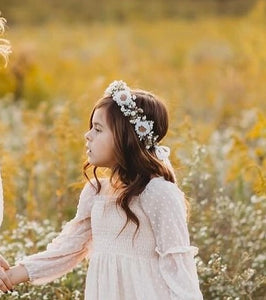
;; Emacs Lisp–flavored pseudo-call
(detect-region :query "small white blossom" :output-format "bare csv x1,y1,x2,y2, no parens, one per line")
135,120,153,137
113,90,134,106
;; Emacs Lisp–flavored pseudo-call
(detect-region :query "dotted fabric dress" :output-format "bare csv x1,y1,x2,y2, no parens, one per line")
18,177,203,300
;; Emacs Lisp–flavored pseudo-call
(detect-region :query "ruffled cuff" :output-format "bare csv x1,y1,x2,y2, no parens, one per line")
156,246,203,300
155,245,199,257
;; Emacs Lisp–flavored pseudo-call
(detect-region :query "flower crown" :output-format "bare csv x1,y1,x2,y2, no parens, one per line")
104,80,159,149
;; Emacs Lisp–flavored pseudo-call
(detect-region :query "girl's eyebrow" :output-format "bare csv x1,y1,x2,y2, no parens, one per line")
92,121,103,128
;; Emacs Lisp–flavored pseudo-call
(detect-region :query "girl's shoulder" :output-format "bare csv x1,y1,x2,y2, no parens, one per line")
140,177,187,216
145,175,177,189
142,176,185,198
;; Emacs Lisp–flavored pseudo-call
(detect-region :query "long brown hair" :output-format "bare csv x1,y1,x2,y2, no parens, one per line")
83,89,189,243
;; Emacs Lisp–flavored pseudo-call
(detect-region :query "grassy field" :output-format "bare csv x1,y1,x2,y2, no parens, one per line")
0,1,265,299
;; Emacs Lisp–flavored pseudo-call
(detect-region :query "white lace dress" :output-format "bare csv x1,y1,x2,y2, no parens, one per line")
18,177,203,300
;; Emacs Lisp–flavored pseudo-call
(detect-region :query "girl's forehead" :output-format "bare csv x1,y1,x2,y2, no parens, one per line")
93,107,104,120
92,107,107,125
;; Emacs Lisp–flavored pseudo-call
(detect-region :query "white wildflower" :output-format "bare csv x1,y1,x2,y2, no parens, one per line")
251,194,266,204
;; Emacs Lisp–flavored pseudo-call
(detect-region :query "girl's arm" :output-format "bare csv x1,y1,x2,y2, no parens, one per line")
14,181,95,286
140,178,203,300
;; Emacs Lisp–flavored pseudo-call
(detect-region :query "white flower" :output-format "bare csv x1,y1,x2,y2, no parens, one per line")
104,80,128,96
251,195,266,204
154,145,170,160
135,120,153,137
113,90,134,106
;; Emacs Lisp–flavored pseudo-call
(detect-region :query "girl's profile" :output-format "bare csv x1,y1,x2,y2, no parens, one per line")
0,80,203,299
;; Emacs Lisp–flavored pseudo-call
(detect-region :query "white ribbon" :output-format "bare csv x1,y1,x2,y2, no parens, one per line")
154,145,176,183
154,145,170,161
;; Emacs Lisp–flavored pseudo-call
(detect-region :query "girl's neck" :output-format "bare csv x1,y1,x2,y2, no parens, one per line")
102,174,158,197
101,177,125,197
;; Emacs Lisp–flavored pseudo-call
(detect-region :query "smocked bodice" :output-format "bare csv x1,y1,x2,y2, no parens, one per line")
91,195,158,259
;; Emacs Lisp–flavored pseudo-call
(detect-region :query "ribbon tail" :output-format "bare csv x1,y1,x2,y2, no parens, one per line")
163,158,177,183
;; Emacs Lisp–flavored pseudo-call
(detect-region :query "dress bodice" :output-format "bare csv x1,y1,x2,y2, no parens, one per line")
91,195,158,259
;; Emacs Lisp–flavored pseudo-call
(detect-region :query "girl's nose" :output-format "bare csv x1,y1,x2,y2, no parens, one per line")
84,130,91,141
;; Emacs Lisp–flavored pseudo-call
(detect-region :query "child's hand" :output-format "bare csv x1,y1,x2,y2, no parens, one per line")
0,266,13,293
0,254,13,293
0,254,10,270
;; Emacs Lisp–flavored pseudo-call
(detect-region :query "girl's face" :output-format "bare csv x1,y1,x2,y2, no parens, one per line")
84,107,116,168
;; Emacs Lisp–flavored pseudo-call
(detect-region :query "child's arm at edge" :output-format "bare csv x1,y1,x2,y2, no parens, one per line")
6,264,29,286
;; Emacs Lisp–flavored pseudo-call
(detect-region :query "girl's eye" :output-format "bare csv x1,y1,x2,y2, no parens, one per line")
94,127,101,133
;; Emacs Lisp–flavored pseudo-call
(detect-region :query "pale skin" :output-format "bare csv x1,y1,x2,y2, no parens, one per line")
0,254,29,293
0,265,29,292
0,107,120,293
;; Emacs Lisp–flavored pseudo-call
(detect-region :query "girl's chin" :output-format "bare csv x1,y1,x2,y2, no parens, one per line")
87,157,100,167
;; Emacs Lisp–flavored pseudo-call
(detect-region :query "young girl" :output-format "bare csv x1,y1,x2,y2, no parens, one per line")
0,80,203,299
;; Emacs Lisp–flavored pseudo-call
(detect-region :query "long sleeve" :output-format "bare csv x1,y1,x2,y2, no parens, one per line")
140,177,203,300
17,181,96,285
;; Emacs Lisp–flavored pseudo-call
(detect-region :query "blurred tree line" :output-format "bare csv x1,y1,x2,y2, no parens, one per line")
0,0,259,25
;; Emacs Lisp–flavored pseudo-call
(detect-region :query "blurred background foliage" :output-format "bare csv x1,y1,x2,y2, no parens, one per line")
0,0,262,24
0,0,265,298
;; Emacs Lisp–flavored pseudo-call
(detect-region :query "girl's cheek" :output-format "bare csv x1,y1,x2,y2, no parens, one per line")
90,131,96,139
